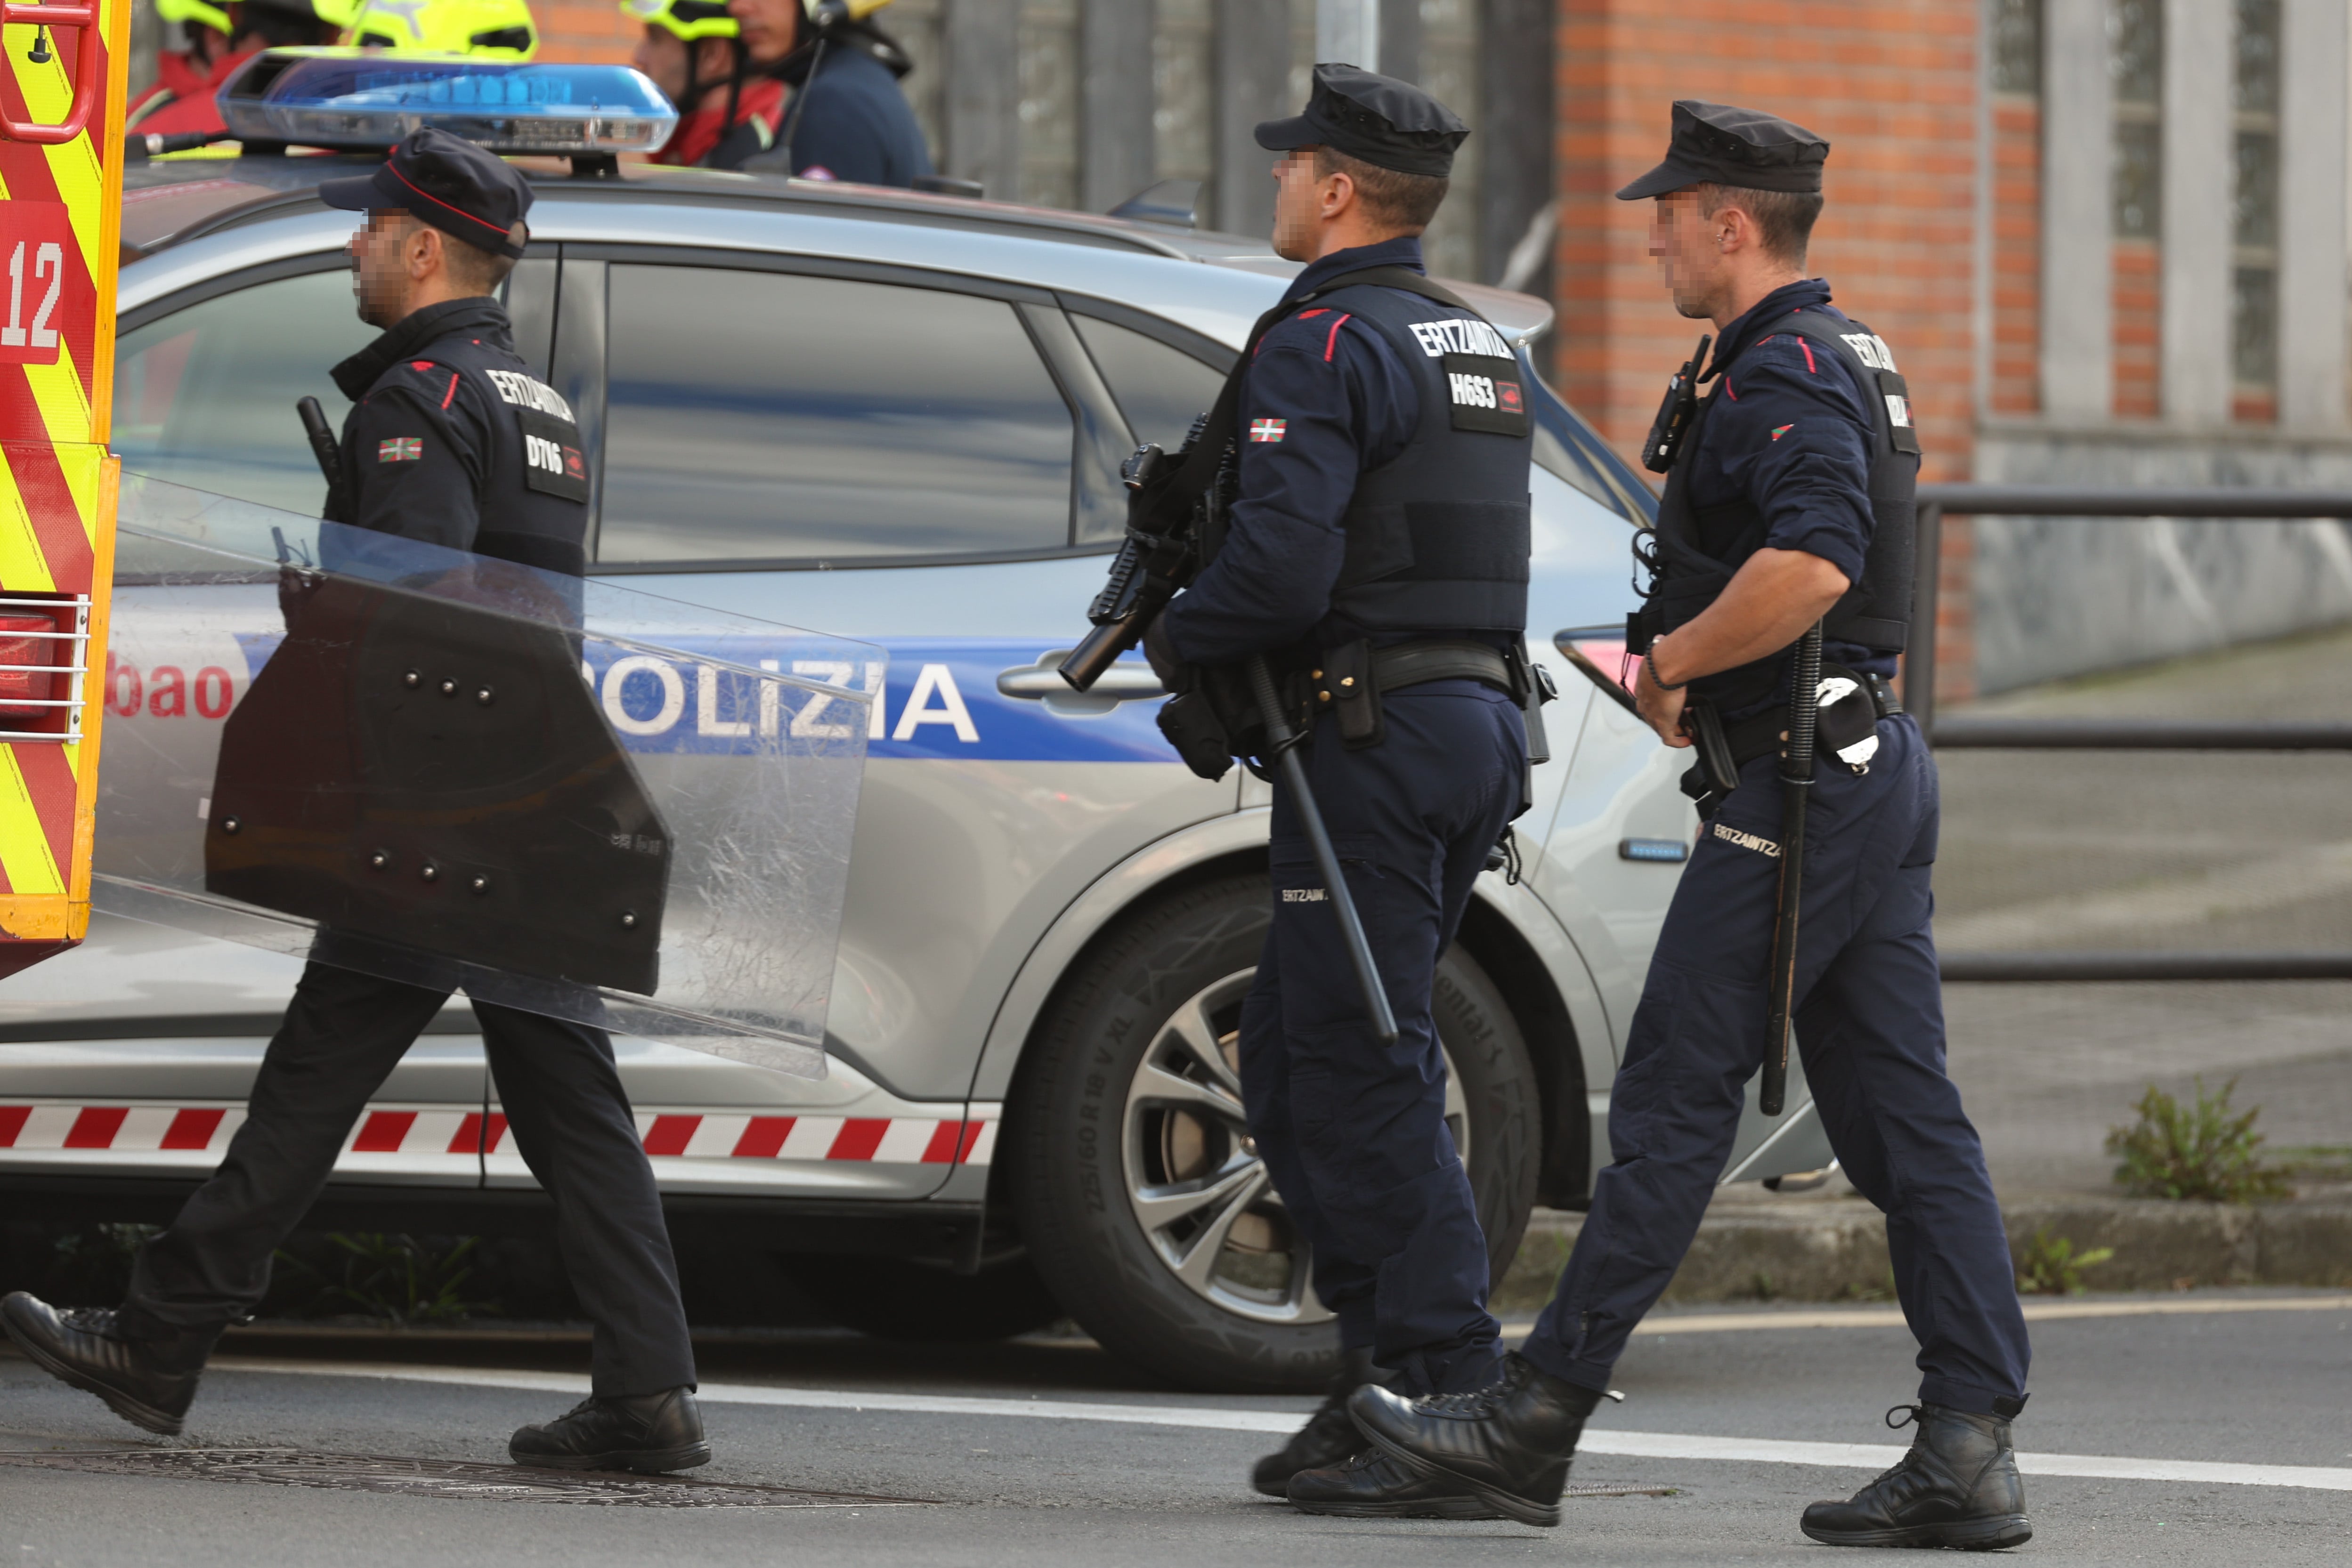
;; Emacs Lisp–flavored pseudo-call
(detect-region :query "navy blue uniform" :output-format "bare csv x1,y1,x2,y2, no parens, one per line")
1522,281,2029,1419
747,45,933,187
1163,237,1517,1397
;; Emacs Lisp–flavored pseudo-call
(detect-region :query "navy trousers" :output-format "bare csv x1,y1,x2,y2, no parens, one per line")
1238,681,1523,1396
1524,715,2030,1415
127,961,698,1397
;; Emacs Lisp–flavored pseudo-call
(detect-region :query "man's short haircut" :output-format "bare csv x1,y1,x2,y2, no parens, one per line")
1695,181,1823,266
1314,145,1449,234
405,215,517,296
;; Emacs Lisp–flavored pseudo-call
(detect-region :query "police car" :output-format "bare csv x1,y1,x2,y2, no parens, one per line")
0,55,1834,1390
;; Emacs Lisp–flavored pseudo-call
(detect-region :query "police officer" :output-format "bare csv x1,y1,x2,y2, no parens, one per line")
1344,103,2035,1549
0,132,710,1476
731,0,933,186
1143,65,1536,1520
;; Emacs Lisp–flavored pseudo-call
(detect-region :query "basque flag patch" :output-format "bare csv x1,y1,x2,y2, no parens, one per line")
378,437,423,463
1249,419,1287,443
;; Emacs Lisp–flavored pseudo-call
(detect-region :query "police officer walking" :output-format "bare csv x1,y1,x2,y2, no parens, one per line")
1142,65,1538,1520
0,131,711,1476
1346,103,2035,1549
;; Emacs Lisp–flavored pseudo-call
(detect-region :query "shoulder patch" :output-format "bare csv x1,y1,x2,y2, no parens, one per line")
1442,352,1531,437
377,436,422,463
1249,418,1287,443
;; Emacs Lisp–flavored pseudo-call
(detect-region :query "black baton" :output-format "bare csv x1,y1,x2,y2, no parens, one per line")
296,396,346,521
1247,654,1398,1047
1759,621,1823,1116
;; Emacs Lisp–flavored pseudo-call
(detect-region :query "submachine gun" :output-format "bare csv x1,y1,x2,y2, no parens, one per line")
1059,420,1400,1047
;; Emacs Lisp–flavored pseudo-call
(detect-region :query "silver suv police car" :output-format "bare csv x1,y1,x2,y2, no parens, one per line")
0,154,1832,1390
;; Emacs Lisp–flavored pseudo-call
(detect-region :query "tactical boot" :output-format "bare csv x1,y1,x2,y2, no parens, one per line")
1251,1346,1382,1497
0,1293,219,1437
1800,1404,2032,1550
1348,1351,1605,1528
1286,1448,1504,1519
509,1387,711,1473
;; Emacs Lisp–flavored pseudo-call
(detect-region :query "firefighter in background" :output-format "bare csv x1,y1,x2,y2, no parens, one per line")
626,0,785,169
730,0,932,186
130,0,352,136
347,0,540,56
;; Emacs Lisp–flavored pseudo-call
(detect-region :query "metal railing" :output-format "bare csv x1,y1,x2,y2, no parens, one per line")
1910,485,2352,981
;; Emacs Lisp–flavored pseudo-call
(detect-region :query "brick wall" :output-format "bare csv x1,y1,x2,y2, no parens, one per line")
1553,0,1980,487
537,4,639,64
2111,239,2159,418
1989,94,2038,414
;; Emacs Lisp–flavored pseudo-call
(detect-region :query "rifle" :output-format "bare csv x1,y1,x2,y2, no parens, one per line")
1058,412,1211,692
1759,620,1824,1117
1060,424,1399,1048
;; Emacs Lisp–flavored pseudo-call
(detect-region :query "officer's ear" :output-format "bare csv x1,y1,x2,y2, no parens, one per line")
407,219,446,283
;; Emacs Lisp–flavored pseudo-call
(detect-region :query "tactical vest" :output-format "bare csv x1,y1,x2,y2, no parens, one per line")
348,312,592,577
1301,273,1535,635
1641,309,1919,709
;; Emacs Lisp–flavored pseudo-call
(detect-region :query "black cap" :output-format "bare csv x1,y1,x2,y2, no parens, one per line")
1255,63,1469,178
1617,101,1829,200
318,128,534,259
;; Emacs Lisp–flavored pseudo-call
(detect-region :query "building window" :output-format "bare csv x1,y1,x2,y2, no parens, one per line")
2109,0,2162,239
2232,0,2282,404
1992,0,2041,97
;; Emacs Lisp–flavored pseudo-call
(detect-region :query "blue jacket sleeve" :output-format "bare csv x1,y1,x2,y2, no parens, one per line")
1159,310,1416,665
1707,336,1876,587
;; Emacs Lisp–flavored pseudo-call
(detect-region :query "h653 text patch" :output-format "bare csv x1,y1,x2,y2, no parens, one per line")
1441,353,1530,437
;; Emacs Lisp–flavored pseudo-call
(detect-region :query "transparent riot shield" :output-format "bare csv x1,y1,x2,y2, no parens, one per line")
93,476,878,1081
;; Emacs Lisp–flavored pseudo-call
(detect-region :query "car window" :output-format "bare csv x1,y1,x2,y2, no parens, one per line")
597,266,1077,564
1071,314,1228,452
111,267,375,515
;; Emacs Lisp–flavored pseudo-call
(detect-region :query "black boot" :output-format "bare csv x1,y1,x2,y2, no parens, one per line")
1251,1347,1382,1497
0,1293,220,1437
509,1387,711,1473
1286,1448,1504,1520
1347,1351,1604,1528
1801,1404,2032,1550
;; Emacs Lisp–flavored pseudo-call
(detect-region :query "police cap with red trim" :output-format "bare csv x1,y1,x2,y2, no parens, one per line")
317,127,535,259
1617,101,1828,200
1254,63,1468,178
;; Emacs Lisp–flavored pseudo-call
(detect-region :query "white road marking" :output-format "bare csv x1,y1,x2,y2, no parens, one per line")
211,1358,2352,1493
1497,1292,2352,1338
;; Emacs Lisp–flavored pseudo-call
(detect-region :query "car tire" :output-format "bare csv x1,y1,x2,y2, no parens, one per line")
785,1253,1067,1342
1008,873,1541,1393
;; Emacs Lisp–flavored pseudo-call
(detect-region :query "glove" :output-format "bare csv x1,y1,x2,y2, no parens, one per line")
1143,612,1186,688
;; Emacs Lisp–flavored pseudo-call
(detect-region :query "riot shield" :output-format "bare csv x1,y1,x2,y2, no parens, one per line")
94,476,878,1081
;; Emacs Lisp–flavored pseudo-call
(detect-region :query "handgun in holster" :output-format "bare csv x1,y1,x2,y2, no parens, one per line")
1679,697,1741,821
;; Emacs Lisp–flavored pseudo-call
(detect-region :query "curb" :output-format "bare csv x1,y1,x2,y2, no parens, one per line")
1493,1198,2352,1312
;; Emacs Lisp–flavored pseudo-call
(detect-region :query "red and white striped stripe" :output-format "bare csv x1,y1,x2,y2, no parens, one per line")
0,1104,996,1165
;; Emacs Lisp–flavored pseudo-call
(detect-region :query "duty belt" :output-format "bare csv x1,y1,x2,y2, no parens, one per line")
1311,639,1517,749
1683,666,1904,816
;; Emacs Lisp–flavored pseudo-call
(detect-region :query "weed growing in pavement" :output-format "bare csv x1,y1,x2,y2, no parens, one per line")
270,1233,499,1325
2106,1077,2292,1203
2014,1229,2115,1296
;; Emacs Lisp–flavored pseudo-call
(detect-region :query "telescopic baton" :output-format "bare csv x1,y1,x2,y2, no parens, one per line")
1246,654,1399,1047
1759,620,1824,1117
295,396,346,521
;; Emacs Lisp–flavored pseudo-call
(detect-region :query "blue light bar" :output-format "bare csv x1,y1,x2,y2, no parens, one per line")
219,49,678,155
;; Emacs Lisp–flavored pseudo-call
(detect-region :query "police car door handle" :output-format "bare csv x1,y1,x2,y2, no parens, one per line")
997,661,1165,701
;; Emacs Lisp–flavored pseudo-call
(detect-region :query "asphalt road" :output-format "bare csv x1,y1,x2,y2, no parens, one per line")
4,1294,2347,1567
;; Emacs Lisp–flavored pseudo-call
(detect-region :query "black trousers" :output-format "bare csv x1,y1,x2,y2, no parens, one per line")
126,960,697,1397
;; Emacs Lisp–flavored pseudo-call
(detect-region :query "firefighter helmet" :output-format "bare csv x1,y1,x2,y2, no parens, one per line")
349,0,541,58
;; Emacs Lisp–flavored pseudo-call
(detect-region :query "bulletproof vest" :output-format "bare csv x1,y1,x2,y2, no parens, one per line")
1645,309,1919,709
358,315,592,577
1300,274,1534,635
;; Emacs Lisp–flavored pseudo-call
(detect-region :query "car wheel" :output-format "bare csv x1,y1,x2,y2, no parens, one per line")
785,1253,1067,1342
1009,873,1541,1393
